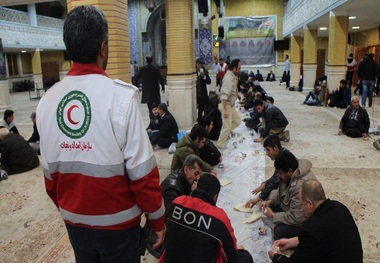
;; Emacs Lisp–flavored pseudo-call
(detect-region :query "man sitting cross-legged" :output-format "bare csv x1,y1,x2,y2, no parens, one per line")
159,174,254,263
198,116,222,166
260,150,316,240
171,125,216,175
338,96,370,138
245,135,285,208
268,179,363,263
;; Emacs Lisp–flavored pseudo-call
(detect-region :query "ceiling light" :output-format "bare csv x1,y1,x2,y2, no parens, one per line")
319,27,327,30
21,50,26,53
349,16,356,20
352,26,360,29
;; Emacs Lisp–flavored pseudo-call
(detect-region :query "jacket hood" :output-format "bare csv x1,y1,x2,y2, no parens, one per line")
293,159,312,179
176,134,197,151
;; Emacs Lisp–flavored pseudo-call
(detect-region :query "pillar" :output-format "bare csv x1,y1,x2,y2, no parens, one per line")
198,13,215,92
27,3,37,26
67,0,131,82
166,0,196,129
303,26,318,89
31,49,43,92
0,38,11,109
326,11,348,91
289,34,302,87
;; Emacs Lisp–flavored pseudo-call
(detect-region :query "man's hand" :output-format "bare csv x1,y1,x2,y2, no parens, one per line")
274,237,299,251
338,129,342,136
245,196,260,208
191,180,198,191
252,183,265,195
210,170,217,176
153,225,166,249
362,133,368,138
260,200,271,208
263,206,274,218
254,137,264,143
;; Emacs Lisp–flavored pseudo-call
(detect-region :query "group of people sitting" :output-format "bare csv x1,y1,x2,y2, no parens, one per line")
303,77,351,108
0,109,40,180
148,134,363,262
301,77,371,138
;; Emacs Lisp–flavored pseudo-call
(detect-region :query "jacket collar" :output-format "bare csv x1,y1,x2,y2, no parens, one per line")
67,62,108,77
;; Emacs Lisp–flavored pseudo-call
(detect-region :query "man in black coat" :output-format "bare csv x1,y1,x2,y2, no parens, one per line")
196,58,212,121
197,116,222,166
269,179,363,263
338,96,370,138
0,128,39,175
134,55,165,114
151,103,179,149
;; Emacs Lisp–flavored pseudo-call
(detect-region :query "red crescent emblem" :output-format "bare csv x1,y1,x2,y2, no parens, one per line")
67,105,80,125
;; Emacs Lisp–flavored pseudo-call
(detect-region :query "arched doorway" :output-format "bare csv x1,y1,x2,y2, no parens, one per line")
145,4,166,66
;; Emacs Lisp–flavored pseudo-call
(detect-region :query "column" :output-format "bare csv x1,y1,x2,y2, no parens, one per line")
326,11,348,90
28,3,37,26
166,0,196,129
198,14,215,92
289,34,302,87
31,49,43,92
0,38,11,110
67,0,131,82
303,26,318,89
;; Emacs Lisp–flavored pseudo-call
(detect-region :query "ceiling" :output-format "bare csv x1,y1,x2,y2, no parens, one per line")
2,0,380,41
289,0,380,38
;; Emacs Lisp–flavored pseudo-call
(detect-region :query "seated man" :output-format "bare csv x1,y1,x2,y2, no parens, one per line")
27,112,40,154
256,70,264,81
159,174,253,263
151,103,179,149
246,135,284,208
1,109,20,134
161,154,203,215
0,128,39,175
146,103,161,142
253,99,290,143
146,155,203,259
303,79,322,106
171,125,216,175
338,96,370,138
260,150,316,240
268,180,363,263
266,70,276,81
198,116,222,166
329,79,351,109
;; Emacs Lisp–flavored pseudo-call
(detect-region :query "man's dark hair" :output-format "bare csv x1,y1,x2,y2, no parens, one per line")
63,5,108,64
182,154,203,171
229,59,240,70
198,116,213,128
4,109,14,119
340,79,346,85
151,103,158,109
158,103,168,113
263,135,282,150
253,99,264,107
189,125,208,141
275,150,298,173
146,55,153,64
267,96,274,104
197,173,221,198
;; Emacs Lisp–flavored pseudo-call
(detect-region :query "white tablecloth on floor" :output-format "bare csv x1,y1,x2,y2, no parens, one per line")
215,119,273,263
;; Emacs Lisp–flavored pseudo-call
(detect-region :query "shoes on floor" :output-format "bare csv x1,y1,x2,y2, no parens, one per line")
0,170,8,181
278,130,290,142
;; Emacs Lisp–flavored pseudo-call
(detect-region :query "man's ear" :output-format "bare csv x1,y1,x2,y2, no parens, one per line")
100,41,108,58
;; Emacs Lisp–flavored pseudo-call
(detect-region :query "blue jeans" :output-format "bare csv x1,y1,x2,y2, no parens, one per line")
66,224,141,263
304,91,320,105
361,80,375,107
